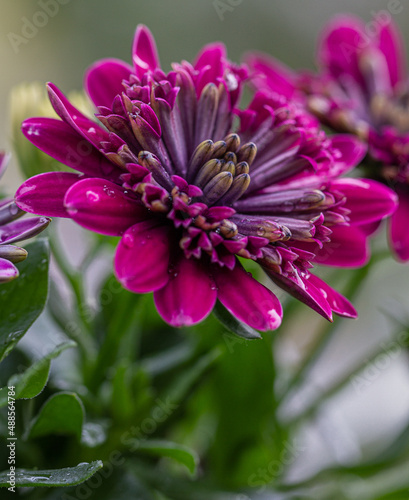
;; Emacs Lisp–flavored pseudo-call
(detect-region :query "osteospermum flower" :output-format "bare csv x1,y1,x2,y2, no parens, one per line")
15,26,397,329
0,152,50,282
246,15,409,261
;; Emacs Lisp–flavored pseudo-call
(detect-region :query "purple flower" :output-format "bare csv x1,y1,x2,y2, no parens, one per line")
0,152,50,282
246,15,409,261
15,25,397,329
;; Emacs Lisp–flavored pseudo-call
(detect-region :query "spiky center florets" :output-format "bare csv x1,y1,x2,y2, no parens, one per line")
118,132,260,268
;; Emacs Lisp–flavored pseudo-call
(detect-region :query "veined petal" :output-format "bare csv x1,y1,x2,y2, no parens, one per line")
85,58,133,108
47,82,109,148
0,258,19,283
15,172,81,217
0,217,50,245
22,118,117,176
65,178,148,236
332,178,397,224
389,187,409,261
132,24,160,78
307,273,357,318
294,225,369,267
214,263,282,331
266,268,333,321
114,220,171,293
154,257,217,327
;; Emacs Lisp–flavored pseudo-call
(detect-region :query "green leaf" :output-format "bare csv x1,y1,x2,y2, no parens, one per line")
0,461,103,488
0,341,76,407
28,392,84,439
213,301,262,340
0,238,50,362
165,347,222,408
136,440,199,475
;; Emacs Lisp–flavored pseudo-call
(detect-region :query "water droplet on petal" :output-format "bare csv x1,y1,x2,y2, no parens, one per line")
86,190,99,203
103,186,115,197
122,233,134,248
9,204,19,216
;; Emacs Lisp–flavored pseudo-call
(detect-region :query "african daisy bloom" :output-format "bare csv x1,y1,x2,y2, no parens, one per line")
247,15,409,261
0,152,50,282
15,25,397,329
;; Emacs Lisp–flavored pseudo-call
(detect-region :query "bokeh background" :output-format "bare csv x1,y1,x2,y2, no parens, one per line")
1,0,409,492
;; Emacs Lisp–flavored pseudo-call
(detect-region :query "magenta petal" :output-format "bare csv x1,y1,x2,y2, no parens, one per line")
0,217,50,245
329,135,367,177
214,263,282,331
266,270,333,321
307,274,357,319
47,83,109,148
114,220,170,293
378,18,407,88
317,16,368,89
65,178,147,236
85,58,133,109
358,220,382,236
194,42,226,73
154,257,217,327
332,178,398,225
15,172,81,217
132,25,160,78
245,52,297,99
22,118,116,176
389,188,409,261
296,225,369,267
0,258,19,283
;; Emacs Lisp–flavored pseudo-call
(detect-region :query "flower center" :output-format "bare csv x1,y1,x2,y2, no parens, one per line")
120,133,261,267
370,90,409,133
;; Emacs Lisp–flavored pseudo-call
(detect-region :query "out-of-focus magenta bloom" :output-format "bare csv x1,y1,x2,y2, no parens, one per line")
16,26,397,329
0,152,50,282
247,16,409,261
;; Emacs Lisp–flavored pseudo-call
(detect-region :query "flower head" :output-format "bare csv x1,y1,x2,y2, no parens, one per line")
0,152,50,282
246,15,409,260
16,25,397,329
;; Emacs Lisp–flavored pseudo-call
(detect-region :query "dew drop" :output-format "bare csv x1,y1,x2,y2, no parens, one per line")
9,204,19,216
30,476,49,482
86,190,99,203
122,233,134,248
27,127,40,136
103,186,115,197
